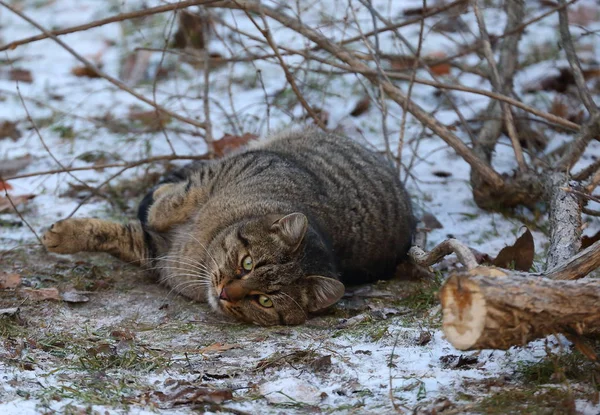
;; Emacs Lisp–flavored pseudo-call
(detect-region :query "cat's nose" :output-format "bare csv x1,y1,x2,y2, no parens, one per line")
219,286,230,301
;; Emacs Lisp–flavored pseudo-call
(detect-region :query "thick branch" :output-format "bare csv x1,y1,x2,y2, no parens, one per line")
545,173,583,270
545,239,600,280
441,269,600,350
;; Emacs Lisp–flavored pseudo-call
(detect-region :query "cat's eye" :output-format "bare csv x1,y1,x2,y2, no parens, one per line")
241,255,253,271
257,295,273,308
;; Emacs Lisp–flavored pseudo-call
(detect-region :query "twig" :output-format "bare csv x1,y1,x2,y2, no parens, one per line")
473,0,527,172
208,0,505,189
397,4,423,174
4,155,210,181
557,114,600,171
0,0,207,130
0,0,221,52
152,7,179,156
11,63,94,192
408,239,478,270
0,174,42,245
248,9,327,130
561,186,600,204
557,0,599,116
202,11,215,150
573,157,600,181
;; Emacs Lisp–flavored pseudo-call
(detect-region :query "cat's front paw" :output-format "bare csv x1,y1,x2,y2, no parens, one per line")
43,219,87,254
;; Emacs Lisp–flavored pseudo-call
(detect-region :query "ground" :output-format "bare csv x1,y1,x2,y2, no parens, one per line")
1,0,600,414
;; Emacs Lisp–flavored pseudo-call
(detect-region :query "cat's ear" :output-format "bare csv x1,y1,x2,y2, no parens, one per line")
304,276,345,312
271,212,308,251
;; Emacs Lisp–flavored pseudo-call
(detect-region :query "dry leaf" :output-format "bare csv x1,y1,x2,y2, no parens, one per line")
427,52,451,76
0,180,13,191
197,342,240,354
213,133,258,157
149,380,232,408
0,272,21,289
71,66,102,78
172,11,209,50
10,69,33,83
19,287,61,301
581,230,600,250
350,96,371,117
492,228,535,271
0,194,35,213
421,212,443,230
0,121,21,141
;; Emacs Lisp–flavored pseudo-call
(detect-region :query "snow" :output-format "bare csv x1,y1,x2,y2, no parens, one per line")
1,0,599,413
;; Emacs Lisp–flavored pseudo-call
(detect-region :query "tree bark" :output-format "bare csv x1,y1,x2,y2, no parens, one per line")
440,267,600,350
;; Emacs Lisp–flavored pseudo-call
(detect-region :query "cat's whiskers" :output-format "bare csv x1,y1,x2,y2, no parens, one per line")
166,277,211,297
149,263,213,278
279,292,307,320
182,232,220,272
153,255,213,274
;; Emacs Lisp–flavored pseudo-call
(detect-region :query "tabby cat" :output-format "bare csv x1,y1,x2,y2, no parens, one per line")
42,128,415,325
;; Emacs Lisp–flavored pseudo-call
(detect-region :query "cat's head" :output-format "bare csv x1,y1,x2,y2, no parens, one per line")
205,212,344,325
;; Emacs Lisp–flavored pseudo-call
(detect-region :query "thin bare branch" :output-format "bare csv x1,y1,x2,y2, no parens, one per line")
0,0,221,52
209,0,505,189
0,0,207,130
557,0,599,116
473,0,527,172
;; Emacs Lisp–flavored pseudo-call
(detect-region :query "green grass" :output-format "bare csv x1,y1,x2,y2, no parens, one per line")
474,387,576,415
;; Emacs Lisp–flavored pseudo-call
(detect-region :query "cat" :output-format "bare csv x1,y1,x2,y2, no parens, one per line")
42,128,415,325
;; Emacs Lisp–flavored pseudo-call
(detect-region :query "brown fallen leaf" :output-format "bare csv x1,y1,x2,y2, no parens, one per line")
213,133,258,157
421,212,443,230
71,65,102,78
172,10,209,50
19,287,61,301
581,230,600,250
0,180,13,191
350,96,371,117
0,121,21,141
0,272,21,289
0,194,35,213
149,380,232,408
427,52,451,76
9,69,33,83
492,228,535,271
197,342,240,354
388,53,451,75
